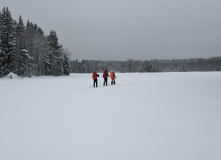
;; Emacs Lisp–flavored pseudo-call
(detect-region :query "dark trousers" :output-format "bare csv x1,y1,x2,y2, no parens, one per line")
111,80,115,85
94,79,98,87
103,78,107,86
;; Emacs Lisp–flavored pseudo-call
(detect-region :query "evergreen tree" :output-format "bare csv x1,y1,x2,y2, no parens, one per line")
0,7,17,76
34,27,49,76
43,54,51,75
46,30,63,76
0,10,3,77
16,15,31,76
24,21,50,76
25,20,34,54
24,20,37,75
63,54,70,75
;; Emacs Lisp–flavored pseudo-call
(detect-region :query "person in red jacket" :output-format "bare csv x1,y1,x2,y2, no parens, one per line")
92,71,99,87
103,69,108,86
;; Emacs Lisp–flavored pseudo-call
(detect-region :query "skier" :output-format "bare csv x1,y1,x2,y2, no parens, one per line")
103,69,108,86
110,71,117,85
92,71,99,87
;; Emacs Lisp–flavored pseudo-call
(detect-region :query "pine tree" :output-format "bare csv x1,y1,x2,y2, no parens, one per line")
43,53,51,75
16,15,32,76
24,21,49,76
24,20,37,75
46,30,63,76
0,10,3,77
34,27,49,76
63,54,70,75
0,7,17,76
25,20,34,54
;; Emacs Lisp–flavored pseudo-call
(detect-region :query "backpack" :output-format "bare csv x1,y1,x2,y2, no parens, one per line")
110,72,114,79
103,69,108,78
92,71,97,79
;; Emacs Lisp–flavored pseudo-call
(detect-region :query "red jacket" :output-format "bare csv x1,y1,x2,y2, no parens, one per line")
103,69,108,78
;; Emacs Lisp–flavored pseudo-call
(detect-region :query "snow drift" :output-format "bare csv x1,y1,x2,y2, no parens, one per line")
6,72,20,79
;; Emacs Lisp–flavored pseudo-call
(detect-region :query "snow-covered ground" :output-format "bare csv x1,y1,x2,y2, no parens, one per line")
0,72,221,160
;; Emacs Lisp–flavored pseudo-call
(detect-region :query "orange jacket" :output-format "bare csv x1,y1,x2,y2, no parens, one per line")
92,71,97,79
110,72,115,80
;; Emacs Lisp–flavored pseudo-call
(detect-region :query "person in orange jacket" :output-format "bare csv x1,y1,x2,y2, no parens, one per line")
110,71,117,85
92,71,99,87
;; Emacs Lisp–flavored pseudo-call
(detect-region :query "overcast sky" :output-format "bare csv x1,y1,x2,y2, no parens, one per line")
1,0,221,60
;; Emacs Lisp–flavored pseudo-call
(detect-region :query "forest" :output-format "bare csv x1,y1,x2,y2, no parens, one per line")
0,7,70,77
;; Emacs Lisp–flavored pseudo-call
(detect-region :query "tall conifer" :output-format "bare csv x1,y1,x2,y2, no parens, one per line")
0,7,17,76
46,30,63,76
63,54,70,75
16,15,31,76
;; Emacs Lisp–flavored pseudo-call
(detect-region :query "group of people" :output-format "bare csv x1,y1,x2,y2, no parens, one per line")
92,69,117,87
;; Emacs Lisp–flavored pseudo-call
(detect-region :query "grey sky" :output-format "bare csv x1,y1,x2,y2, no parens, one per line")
1,0,221,60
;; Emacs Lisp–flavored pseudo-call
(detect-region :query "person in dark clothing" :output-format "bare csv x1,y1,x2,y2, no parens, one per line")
92,71,99,87
103,76,108,86
103,69,108,86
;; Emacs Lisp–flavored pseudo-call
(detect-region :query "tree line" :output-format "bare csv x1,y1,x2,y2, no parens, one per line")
0,7,70,77
70,57,221,73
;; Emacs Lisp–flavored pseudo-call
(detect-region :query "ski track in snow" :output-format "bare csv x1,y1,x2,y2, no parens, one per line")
0,87,91,99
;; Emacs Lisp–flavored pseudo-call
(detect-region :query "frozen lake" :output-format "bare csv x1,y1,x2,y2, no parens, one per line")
0,72,221,160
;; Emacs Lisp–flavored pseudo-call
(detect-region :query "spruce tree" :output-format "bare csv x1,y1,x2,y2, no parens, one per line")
0,10,3,77
16,15,31,76
46,30,63,76
24,20,36,75
34,26,49,76
63,54,70,75
25,20,34,54
0,7,17,76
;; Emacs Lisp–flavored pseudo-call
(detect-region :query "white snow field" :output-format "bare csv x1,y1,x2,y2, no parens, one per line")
0,72,221,160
